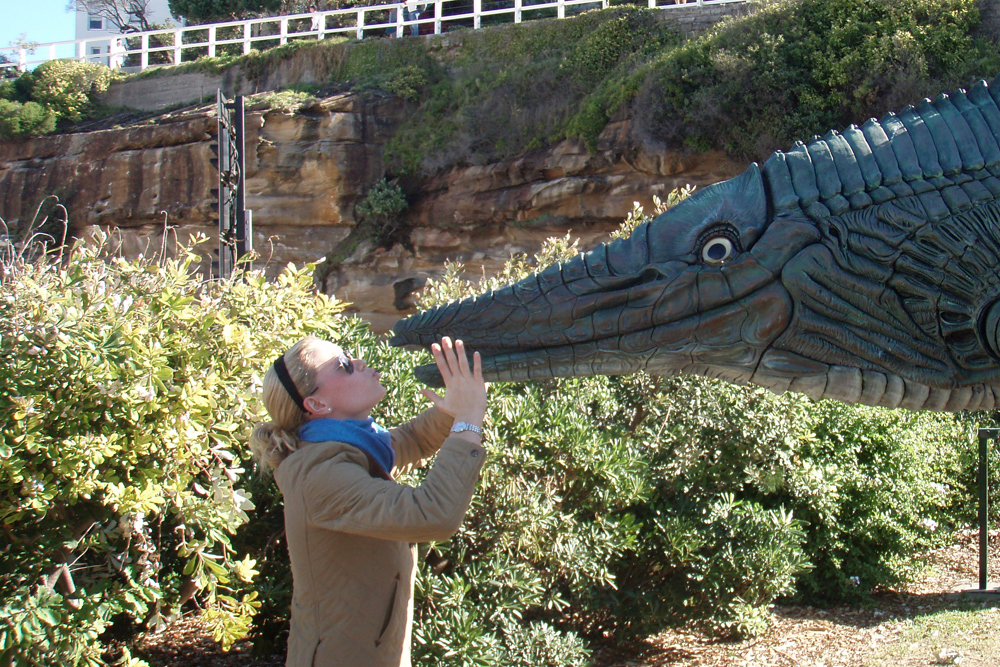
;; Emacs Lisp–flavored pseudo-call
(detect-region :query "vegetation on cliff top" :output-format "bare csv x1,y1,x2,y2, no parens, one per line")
0,60,113,139
4,0,997,163
120,0,999,170
380,0,1000,170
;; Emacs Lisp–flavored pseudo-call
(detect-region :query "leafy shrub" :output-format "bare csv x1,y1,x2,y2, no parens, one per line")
792,402,973,599
636,0,1000,159
0,231,349,665
0,100,56,139
354,178,408,243
260,90,315,112
380,65,428,102
0,60,113,138
28,60,113,123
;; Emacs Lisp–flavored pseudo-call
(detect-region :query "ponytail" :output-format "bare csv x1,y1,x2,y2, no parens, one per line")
247,336,328,473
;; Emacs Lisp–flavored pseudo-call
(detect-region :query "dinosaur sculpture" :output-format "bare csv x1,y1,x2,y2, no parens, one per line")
391,75,1000,412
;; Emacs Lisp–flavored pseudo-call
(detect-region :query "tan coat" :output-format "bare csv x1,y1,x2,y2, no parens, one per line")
273,408,486,667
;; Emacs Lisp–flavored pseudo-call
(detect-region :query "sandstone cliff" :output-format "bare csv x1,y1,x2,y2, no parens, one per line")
0,93,744,332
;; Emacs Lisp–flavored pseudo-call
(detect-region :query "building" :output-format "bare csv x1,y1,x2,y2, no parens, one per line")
74,0,180,65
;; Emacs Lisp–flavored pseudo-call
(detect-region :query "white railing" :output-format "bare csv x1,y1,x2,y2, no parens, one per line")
7,0,746,74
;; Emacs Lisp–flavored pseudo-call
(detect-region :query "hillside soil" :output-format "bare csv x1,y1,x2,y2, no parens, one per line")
133,530,1000,667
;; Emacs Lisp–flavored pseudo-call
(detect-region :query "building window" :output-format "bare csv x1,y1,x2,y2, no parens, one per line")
88,16,104,30
91,47,102,55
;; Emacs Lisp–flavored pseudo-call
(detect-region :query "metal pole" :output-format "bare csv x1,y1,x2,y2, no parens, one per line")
233,95,249,264
979,429,991,591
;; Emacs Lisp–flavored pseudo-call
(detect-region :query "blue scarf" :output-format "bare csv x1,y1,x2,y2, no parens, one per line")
298,418,395,476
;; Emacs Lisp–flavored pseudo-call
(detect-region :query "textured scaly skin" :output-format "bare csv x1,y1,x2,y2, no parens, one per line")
392,75,1000,412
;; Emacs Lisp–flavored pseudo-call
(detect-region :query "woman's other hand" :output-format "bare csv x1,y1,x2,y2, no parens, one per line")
420,337,487,427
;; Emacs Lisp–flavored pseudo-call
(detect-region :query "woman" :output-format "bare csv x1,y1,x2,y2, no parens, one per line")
249,335,488,667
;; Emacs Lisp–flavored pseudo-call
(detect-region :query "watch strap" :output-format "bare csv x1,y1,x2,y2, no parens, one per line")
450,421,483,437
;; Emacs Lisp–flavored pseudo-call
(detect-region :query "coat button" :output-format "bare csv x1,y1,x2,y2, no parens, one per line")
471,449,480,458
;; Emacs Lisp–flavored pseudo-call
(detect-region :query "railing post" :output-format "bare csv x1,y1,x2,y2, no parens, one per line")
174,29,182,65
18,49,26,72
557,0,565,18
243,22,252,54
208,26,216,57
280,17,288,44
357,9,365,39
77,41,86,61
602,0,608,7
141,34,149,69
514,0,522,23
49,44,56,61
474,0,481,29
434,0,442,34
396,3,404,38
648,0,656,8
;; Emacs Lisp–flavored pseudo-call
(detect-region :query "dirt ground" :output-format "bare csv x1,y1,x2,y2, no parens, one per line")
134,530,1000,667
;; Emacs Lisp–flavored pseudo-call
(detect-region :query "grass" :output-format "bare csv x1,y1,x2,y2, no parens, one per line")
867,601,1000,666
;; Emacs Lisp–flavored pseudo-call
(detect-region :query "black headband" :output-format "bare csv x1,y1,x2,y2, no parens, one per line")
273,354,307,412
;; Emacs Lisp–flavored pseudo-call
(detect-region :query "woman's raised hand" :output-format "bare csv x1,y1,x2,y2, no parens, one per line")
419,337,487,426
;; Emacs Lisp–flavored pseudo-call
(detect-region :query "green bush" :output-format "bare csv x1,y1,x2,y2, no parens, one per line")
28,60,113,123
0,60,113,139
0,100,57,139
0,232,350,666
354,178,408,243
788,402,970,600
636,0,1000,159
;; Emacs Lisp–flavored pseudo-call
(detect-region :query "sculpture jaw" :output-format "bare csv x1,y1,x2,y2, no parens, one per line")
393,164,809,388
406,278,795,387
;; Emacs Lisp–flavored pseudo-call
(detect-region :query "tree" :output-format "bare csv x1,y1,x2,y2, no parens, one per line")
167,0,282,23
66,0,156,33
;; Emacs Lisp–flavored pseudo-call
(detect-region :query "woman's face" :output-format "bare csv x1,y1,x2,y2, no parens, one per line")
304,341,387,421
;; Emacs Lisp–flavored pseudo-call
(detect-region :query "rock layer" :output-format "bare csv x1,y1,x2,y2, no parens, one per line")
0,93,743,331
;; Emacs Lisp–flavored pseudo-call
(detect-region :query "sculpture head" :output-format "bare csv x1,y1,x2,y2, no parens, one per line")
392,76,1000,411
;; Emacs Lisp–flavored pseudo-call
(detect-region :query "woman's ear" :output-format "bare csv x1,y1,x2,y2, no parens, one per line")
303,395,331,416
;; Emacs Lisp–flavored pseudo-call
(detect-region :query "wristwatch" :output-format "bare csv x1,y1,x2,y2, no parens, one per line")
450,421,483,437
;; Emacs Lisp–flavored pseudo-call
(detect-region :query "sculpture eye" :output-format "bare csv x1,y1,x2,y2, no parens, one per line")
701,236,736,265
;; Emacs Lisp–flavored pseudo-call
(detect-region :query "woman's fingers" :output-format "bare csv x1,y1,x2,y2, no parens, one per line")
454,339,472,377
431,341,453,383
434,337,483,388
419,388,443,408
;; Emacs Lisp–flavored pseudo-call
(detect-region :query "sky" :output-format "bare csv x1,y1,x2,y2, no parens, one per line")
2,0,77,58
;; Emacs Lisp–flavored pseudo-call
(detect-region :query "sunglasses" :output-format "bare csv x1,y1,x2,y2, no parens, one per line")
337,355,355,375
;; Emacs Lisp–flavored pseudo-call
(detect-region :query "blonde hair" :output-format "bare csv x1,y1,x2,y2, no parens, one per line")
248,336,334,472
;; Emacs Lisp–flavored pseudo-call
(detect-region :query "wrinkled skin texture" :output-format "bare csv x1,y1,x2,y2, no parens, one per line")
392,75,1000,412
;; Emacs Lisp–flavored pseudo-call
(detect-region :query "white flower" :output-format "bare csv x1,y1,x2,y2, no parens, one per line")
850,576,861,587
920,518,939,532
26,345,43,356
135,385,156,401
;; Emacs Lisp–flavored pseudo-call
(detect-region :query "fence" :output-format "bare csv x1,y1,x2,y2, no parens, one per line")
7,0,747,74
